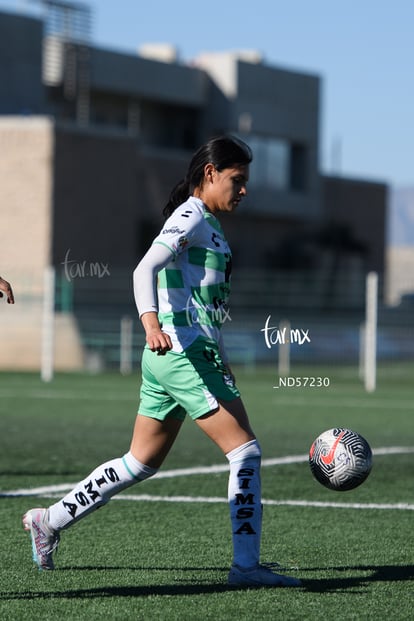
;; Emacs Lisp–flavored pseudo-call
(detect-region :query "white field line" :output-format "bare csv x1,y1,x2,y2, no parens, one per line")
115,496,414,511
6,492,414,512
0,389,413,412
2,446,414,511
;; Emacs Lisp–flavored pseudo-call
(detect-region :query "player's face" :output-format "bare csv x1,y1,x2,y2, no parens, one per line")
206,164,249,213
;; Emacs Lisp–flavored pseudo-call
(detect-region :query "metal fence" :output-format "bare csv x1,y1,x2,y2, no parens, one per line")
2,267,413,378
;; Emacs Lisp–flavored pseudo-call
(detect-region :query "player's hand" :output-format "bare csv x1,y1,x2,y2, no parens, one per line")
0,277,15,304
141,311,173,355
146,330,173,355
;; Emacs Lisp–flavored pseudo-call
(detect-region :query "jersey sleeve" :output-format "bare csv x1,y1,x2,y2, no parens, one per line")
133,242,174,317
152,206,204,257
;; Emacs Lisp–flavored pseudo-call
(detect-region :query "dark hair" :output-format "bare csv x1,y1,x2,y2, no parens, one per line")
163,135,252,218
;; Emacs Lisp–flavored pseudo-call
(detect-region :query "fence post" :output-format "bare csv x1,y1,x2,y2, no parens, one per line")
120,315,133,375
41,265,55,382
364,272,378,392
278,319,291,377
359,323,365,381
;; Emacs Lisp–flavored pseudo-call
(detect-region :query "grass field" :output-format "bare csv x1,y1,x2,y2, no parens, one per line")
0,365,413,620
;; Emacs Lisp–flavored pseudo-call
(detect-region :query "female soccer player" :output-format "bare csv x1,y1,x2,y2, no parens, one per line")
23,135,301,588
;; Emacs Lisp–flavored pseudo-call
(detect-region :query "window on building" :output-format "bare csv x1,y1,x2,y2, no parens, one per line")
139,102,199,150
290,143,307,191
246,135,307,193
248,135,289,190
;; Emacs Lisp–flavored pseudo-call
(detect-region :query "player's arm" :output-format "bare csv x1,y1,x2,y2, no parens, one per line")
134,205,201,353
0,276,15,304
133,243,174,354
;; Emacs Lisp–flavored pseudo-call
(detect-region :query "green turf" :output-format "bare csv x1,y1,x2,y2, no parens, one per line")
0,365,413,620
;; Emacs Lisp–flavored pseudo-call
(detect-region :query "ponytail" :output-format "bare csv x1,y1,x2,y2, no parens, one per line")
163,178,190,219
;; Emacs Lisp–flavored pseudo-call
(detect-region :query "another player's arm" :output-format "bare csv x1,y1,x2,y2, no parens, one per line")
0,276,15,304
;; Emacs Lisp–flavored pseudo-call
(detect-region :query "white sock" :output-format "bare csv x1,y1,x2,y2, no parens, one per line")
48,452,157,530
226,439,262,569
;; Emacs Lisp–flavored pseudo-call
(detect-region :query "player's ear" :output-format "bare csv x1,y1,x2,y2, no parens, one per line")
204,163,216,183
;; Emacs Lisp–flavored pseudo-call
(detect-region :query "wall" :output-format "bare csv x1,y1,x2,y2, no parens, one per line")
52,124,138,268
0,117,54,280
0,117,388,291
0,10,45,114
89,46,207,107
322,175,387,275
0,117,85,371
386,246,414,305
52,126,190,271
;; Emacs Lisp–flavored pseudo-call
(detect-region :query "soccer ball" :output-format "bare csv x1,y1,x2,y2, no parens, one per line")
309,428,373,491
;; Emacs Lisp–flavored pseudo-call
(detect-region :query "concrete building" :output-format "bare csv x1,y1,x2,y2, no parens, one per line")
0,5,388,369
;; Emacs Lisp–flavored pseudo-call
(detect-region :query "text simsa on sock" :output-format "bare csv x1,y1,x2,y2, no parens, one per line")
226,439,262,568
48,452,157,531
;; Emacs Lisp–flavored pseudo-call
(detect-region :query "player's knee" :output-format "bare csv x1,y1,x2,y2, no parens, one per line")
226,439,261,463
123,452,158,481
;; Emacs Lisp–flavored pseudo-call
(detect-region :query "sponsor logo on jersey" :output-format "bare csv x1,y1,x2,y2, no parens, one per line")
172,235,189,252
162,226,186,235
211,232,222,247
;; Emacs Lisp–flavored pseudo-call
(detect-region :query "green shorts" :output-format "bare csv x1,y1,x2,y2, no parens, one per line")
138,336,240,421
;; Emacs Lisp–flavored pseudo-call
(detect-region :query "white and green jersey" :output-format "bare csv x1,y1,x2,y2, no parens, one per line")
152,196,232,352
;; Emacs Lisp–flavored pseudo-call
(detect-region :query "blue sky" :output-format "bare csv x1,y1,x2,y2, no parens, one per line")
2,0,414,189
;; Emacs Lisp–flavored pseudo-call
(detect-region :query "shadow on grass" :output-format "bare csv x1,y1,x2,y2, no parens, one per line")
0,564,413,599
300,564,414,593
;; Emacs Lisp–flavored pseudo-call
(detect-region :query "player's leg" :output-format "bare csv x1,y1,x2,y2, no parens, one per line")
23,414,182,570
167,338,300,586
194,395,254,453
195,398,261,566
129,413,182,468
23,343,185,570
46,414,182,528
195,399,301,587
